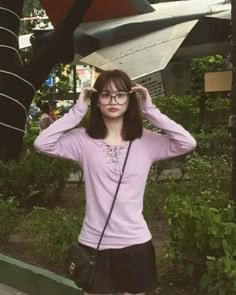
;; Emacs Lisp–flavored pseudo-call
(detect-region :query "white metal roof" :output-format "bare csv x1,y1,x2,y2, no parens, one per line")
79,20,198,79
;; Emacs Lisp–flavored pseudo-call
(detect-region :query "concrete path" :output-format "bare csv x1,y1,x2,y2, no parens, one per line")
0,284,28,295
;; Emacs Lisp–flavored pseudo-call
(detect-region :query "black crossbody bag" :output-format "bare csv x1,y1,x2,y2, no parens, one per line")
64,141,132,288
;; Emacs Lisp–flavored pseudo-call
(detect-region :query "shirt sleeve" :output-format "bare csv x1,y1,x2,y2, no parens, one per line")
34,99,88,164
40,116,53,130
142,103,197,162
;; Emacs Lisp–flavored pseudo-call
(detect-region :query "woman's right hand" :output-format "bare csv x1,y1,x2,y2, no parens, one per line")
78,87,97,106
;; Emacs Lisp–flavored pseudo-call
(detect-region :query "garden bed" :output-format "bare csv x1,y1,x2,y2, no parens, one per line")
0,184,200,295
0,231,199,295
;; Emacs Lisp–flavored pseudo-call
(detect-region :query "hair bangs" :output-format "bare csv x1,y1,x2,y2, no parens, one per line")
104,77,129,92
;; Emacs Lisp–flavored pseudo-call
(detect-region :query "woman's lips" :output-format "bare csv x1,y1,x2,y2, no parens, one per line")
108,108,119,112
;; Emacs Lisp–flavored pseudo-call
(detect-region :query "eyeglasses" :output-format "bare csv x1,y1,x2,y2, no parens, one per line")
98,91,129,105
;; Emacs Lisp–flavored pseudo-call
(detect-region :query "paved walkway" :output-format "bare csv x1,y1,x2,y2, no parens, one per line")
0,284,28,295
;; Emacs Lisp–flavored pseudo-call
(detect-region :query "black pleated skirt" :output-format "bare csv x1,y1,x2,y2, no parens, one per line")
79,240,159,294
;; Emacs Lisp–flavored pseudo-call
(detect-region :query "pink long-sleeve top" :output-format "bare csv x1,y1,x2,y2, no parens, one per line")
34,99,196,250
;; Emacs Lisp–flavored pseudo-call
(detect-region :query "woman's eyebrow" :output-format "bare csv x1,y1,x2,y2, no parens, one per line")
101,89,111,93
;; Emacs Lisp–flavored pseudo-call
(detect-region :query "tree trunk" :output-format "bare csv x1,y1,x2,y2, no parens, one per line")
0,0,25,161
230,0,236,200
0,0,93,162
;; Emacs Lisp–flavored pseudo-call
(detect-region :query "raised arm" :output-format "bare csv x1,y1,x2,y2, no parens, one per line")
132,84,197,162
34,88,95,163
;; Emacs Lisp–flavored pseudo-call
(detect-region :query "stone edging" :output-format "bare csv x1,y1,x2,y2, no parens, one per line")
0,254,82,295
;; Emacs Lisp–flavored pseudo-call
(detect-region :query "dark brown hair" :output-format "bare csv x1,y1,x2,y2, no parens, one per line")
41,102,51,115
86,69,143,140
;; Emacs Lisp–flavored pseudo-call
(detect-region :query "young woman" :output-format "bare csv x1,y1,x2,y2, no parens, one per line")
34,69,196,295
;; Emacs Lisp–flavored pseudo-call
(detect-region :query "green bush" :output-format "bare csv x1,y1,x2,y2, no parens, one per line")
0,198,20,244
151,150,234,293
0,151,76,208
163,193,236,294
23,125,40,152
206,97,230,112
149,154,230,202
20,207,84,261
154,95,200,132
143,183,164,223
195,128,231,157
182,153,230,195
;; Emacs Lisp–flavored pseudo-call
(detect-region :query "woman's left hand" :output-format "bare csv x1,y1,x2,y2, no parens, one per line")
130,84,152,111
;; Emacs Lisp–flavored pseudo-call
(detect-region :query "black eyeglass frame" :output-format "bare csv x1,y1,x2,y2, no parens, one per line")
98,92,130,106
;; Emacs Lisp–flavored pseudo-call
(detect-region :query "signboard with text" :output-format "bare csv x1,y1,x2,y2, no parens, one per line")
205,71,232,92
133,71,165,98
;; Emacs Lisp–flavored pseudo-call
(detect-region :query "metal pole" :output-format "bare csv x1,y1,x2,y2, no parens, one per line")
53,70,56,101
73,65,77,105
229,0,236,200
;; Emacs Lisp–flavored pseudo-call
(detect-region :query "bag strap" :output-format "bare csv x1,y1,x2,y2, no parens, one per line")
95,140,133,252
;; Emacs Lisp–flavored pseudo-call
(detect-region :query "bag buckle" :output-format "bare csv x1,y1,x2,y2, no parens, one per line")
69,262,76,274
90,260,95,266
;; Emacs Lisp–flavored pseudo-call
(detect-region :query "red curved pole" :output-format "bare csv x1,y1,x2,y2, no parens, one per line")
39,0,139,26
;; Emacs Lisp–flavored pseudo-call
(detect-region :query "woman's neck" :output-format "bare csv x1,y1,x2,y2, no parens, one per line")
103,116,124,144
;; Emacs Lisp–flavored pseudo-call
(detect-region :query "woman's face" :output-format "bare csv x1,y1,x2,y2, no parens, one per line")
97,80,129,120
